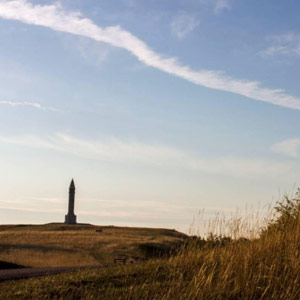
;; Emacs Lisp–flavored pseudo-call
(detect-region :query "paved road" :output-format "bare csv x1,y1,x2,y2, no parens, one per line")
0,265,108,282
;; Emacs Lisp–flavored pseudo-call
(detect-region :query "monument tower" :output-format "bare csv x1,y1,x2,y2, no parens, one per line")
65,179,77,224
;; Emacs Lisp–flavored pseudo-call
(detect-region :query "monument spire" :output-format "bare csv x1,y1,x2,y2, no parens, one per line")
65,179,77,224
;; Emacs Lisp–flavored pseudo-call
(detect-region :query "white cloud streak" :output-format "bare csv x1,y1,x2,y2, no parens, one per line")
0,1,299,110
271,138,300,158
0,100,59,111
0,132,294,179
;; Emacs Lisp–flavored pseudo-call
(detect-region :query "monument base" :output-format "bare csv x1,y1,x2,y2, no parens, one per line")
65,214,77,224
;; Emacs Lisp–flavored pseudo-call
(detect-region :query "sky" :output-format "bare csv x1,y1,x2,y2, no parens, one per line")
0,0,300,232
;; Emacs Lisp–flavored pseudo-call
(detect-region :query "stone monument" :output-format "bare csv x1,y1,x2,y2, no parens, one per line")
65,179,77,224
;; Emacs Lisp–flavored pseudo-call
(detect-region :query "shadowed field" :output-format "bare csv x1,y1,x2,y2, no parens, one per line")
0,224,187,268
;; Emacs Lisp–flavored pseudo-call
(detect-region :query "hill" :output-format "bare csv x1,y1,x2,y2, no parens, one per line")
0,223,187,268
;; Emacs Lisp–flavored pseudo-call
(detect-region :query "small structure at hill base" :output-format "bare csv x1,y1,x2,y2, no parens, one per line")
114,255,139,265
65,179,77,224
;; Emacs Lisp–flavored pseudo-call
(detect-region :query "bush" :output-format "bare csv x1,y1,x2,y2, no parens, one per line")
262,188,300,235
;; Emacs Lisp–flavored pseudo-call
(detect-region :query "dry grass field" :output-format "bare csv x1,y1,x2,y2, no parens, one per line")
0,224,187,268
0,190,299,299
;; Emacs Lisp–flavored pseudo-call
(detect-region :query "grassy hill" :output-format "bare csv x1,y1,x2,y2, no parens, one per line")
0,224,187,268
0,191,299,299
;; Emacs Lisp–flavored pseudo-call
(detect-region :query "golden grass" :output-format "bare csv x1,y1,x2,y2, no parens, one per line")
0,224,186,267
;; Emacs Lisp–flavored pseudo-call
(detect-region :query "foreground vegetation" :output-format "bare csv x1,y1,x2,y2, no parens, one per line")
0,190,300,299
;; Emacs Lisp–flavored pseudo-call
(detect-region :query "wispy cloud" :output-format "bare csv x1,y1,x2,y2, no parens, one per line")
0,100,60,111
198,0,232,14
260,33,300,57
86,198,197,214
62,35,111,66
0,205,64,214
170,13,200,39
0,132,294,179
213,0,231,14
121,0,137,8
0,1,299,110
0,205,184,221
0,197,194,216
271,138,300,158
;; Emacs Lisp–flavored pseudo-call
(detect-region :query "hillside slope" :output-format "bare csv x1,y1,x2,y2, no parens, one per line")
0,224,187,268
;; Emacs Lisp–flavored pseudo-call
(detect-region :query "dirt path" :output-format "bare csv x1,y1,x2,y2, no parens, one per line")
0,265,108,282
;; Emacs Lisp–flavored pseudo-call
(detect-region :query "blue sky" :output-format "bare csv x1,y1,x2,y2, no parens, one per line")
0,0,300,231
